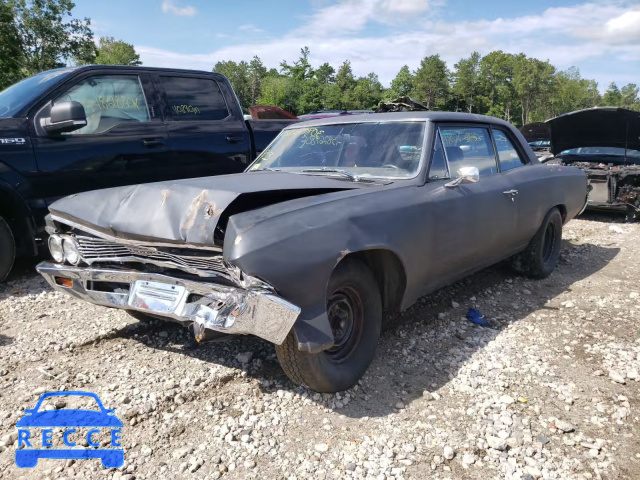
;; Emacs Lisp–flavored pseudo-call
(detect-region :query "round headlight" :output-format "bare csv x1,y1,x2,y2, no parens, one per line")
62,237,81,265
48,235,64,263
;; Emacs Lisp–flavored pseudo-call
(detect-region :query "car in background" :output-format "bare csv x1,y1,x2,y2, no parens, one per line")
547,107,640,220
297,109,374,120
519,122,551,157
0,65,298,282
37,112,588,393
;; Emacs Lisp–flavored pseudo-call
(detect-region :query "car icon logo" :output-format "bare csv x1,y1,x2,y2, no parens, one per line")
15,391,124,468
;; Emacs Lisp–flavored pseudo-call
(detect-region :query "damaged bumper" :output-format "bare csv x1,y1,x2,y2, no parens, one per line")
36,262,300,345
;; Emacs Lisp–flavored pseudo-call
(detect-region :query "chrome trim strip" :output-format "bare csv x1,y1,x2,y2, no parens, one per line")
36,262,300,345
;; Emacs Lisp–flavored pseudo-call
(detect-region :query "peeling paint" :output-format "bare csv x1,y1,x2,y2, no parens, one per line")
160,189,170,205
181,190,209,232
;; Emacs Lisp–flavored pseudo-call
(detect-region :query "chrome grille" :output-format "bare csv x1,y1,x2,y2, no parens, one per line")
75,236,228,277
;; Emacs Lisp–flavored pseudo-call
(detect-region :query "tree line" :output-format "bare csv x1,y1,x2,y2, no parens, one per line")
2,1,638,127
216,47,640,126
0,0,140,90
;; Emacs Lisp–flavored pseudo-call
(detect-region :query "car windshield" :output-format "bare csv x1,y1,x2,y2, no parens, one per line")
248,121,426,179
558,146,640,164
0,68,74,118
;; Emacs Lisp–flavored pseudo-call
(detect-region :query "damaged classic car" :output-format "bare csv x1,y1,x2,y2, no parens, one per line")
547,107,640,220
36,112,588,392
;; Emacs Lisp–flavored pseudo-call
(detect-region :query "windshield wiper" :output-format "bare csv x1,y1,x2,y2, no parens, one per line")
251,167,280,172
301,168,361,182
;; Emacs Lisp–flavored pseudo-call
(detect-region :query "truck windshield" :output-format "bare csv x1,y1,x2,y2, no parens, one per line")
0,68,74,118
248,121,426,179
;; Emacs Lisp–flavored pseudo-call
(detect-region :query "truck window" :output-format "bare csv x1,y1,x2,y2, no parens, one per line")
53,75,150,135
160,76,229,121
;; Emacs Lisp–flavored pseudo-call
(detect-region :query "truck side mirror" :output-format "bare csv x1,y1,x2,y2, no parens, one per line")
44,101,87,134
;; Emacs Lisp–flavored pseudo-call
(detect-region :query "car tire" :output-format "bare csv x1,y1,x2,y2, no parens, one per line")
0,215,16,283
511,207,562,279
275,258,382,393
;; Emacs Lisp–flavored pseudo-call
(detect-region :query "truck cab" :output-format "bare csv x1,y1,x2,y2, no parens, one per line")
0,65,293,281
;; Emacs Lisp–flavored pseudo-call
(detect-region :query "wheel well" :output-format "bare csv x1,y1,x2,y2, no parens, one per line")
342,249,406,315
0,189,36,255
553,204,567,223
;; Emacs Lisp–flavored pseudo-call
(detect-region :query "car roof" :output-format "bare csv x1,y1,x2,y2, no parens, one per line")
60,64,217,76
284,111,517,129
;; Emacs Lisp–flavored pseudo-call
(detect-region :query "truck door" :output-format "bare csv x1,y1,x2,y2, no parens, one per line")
29,71,171,202
154,73,252,177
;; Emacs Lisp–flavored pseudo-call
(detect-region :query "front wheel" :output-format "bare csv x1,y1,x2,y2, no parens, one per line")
276,258,382,393
511,207,562,279
0,216,15,283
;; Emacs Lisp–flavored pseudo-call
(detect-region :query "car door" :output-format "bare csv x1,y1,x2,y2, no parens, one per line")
491,126,541,249
155,73,252,178
418,124,519,291
29,70,171,203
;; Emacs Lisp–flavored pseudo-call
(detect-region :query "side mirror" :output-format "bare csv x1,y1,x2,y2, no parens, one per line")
43,101,87,134
445,166,480,188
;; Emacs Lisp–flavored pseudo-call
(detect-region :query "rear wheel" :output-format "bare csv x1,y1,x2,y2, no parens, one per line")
0,216,15,283
276,258,382,393
511,208,562,279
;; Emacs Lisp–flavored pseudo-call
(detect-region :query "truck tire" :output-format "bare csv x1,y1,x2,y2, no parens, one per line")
276,258,382,393
511,207,562,279
0,216,15,283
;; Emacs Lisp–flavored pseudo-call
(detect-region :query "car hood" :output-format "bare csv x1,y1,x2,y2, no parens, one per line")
49,172,362,246
546,107,640,155
519,122,549,143
16,410,123,427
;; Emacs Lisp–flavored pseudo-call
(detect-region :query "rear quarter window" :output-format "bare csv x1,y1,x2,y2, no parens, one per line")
161,76,229,121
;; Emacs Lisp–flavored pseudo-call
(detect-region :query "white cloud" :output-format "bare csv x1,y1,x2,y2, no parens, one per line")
139,1,640,89
239,24,264,33
161,0,196,16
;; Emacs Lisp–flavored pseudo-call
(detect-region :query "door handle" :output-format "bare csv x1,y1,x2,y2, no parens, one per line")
225,135,245,143
142,138,165,148
503,189,519,201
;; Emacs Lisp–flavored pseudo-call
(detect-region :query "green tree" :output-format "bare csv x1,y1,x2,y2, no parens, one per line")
350,73,383,109
0,0,23,89
513,55,555,125
603,82,622,107
94,36,141,66
335,60,356,93
248,56,267,106
412,54,449,109
478,51,517,122
547,67,600,118
11,0,95,74
389,65,413,97
213,60,250,109
314,62,335,84
620,83,639,109
452,52,482,113
280,46,314,80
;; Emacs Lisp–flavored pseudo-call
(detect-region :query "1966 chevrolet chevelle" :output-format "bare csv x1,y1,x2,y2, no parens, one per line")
37,112,588,392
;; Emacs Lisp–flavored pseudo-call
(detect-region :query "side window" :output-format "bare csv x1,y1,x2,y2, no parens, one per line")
439,126,497,176
161,76,229,121
428,131,449,180
493,129,526,171
54,75,149,135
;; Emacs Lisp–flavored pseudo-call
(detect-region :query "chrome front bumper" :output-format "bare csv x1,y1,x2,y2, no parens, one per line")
36,262,300,345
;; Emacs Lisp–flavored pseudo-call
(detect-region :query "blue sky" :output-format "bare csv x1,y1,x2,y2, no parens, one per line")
75,0,640,91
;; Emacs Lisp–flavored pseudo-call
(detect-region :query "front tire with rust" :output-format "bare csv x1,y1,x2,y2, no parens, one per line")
275,258,382,393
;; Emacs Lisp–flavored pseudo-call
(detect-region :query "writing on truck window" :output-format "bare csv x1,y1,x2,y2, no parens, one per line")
172,104,201,116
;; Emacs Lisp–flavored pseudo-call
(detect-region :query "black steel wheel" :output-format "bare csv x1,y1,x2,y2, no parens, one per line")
276,258,382,392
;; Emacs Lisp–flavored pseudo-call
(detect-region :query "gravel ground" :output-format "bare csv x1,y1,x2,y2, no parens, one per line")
0,213,638,480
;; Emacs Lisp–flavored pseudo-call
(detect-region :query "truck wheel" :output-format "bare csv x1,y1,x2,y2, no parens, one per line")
275,258,382,393
511,208,562,279
0,216,16,283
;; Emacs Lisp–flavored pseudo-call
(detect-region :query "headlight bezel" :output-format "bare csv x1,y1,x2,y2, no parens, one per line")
62,236,81,265
48,235,65,263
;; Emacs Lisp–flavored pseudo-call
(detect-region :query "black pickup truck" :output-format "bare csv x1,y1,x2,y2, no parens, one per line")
0,65,295,281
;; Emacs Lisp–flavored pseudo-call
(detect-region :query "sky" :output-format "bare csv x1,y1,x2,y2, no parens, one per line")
74,0,640,91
